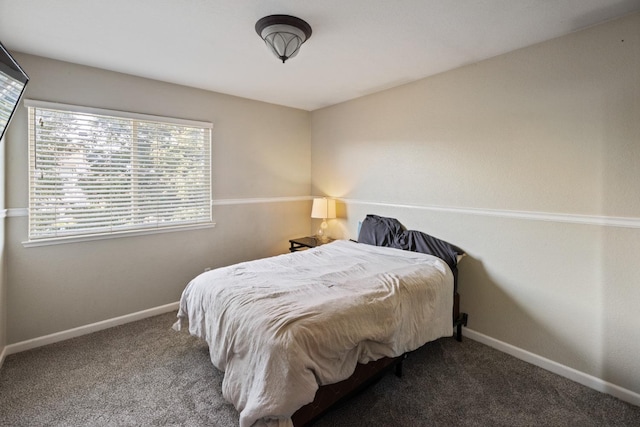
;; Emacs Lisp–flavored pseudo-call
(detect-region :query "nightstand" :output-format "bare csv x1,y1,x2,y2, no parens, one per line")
288,236,333,252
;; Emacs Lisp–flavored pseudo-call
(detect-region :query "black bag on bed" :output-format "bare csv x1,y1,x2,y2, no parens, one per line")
357,214,404,247
358,214,465,288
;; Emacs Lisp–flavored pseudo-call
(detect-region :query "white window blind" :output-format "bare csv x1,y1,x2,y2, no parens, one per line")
26,100,212,241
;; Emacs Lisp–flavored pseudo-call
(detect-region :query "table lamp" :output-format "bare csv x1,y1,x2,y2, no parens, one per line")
311,197,336,242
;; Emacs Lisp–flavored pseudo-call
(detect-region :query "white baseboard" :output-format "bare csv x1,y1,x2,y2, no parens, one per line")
462,328,640,407
4,302,179,357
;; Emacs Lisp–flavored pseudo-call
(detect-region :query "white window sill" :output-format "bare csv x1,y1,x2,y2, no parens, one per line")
22,222,216,248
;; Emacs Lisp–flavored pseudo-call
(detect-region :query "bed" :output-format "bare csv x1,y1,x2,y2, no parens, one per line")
174,215,466,427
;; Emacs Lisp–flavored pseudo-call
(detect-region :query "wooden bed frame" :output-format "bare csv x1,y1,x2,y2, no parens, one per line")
291,291,468,426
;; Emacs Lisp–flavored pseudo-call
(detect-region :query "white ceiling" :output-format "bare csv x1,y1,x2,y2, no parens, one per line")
1,0,640,111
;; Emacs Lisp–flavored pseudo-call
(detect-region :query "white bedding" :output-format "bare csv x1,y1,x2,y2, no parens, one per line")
174,240,454,427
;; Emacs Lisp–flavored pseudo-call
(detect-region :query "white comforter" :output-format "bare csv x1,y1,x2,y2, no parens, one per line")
174,240,453,427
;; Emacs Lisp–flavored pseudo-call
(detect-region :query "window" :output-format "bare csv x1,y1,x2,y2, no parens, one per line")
26,100,212,243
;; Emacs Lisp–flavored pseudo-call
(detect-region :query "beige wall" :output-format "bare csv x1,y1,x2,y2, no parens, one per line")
311,13,640,396
1,135,6,359
5,53,311,343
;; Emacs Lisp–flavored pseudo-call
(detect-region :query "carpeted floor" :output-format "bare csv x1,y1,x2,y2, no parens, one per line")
1,311,639,426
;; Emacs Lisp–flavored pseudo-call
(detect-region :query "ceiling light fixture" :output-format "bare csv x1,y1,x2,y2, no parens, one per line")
255,15,312,63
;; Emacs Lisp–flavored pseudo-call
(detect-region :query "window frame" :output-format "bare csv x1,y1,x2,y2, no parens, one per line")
24,99,214,247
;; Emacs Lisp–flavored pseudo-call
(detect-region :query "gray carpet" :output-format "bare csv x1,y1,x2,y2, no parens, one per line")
1,312,638,426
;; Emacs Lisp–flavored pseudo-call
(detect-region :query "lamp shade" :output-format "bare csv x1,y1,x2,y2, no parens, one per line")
311,198,336,219
255,15,312,63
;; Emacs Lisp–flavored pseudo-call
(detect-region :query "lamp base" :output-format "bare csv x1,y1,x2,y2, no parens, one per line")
315,232,329,243
316,219,329,243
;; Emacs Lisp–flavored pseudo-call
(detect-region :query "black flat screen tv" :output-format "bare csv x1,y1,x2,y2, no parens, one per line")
0,41,29,142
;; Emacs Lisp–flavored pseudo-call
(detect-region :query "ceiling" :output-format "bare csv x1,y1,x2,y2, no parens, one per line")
1,0,640,111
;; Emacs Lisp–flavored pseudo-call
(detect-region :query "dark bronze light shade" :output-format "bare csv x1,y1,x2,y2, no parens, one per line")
255,15,312,63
